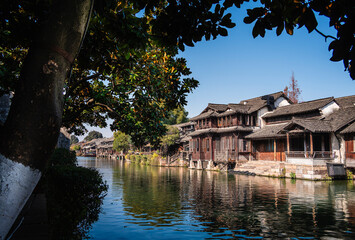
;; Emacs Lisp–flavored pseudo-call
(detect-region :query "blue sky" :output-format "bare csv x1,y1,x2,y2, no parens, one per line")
82,5,354,139
179,5,354,118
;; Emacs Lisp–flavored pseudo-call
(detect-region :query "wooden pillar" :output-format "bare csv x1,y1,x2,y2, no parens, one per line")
303,133,307,156
210,136,213,161
236,134,239,161
310,132,313,156
274,139,277,161
321,135,325,152
249,140,253,161
286,133,290,154
199,136,202,160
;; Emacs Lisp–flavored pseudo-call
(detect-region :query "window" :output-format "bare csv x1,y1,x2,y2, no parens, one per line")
232,137,235,150
252,116,256,126
230,116,233,125
199,120,201,128
226,137,230,150
196,139,199,151
203,119,205,127
243,140,249,152
266,140,274,152
239,139,250,152
216,138,221,152
207,139,210,151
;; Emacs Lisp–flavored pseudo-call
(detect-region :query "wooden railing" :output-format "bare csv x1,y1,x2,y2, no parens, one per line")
286,151,333,159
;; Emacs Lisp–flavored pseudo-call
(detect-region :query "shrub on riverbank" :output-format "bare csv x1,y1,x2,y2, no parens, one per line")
50,148,77,166
125,152,161,166
46,148,108,239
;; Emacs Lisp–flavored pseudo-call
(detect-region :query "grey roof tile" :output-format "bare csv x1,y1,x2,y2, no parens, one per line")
263,97,334,118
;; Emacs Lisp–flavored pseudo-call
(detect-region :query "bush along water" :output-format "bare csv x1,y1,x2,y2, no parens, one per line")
46,148,108,240
125,152,161,166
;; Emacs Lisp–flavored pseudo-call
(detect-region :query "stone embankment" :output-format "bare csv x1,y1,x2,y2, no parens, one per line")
233,160,329,180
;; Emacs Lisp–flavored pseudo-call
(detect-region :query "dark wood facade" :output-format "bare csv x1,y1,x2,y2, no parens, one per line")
191,112,256,163
190,93,355,166
345,134,355,167
253,139,286,161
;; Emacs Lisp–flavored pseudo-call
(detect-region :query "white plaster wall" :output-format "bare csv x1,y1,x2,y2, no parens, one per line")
0,155,41,239
274,97,290,108
257,106,269,128
286,158,331,166
320,101,340,116
331,133,342,163
334,133,346,164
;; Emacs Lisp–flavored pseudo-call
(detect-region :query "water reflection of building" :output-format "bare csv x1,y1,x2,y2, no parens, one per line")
90,159,355,239
182,169,355,238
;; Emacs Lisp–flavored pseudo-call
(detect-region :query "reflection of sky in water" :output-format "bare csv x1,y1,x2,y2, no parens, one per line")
78,157,355,240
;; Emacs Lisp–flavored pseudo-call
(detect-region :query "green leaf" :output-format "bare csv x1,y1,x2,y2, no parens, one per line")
218,27,228,36
276,23,284,36
244,16,254,24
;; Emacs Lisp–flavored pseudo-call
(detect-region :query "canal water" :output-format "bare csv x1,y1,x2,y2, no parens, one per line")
78,157,355,239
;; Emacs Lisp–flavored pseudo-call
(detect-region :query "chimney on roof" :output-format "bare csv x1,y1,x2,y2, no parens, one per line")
262,95,275,110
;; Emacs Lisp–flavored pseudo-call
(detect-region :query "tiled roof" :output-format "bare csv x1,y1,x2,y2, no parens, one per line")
180,135,192,142
340,122,355,134
286,119,333,133
189,111,213,121
191,91,287,121
335,95,355,108
240,91,287,113
246,118,333,139
189,128,213,136
216,126,253,133
246,123,288,139
96,137,115,148
263,97,334,118
325,106,355,132
206,103,229,112
227,104,250,113
172,121,196,128
189,126,253,137
190,111,217,121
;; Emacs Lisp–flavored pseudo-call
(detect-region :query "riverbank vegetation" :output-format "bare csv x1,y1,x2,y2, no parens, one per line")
125,152,161,166
46,148,108,239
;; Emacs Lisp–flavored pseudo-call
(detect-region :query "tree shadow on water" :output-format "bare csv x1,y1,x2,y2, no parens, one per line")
46,149,108,239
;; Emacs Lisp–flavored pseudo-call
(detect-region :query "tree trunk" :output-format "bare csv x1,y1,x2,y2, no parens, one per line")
0,0,93,238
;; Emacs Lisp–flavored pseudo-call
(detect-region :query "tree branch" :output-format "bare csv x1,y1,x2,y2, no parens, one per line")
65,73,101,98
315,28,337,41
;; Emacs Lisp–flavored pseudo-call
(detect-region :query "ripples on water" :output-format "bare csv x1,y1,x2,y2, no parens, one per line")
78,157,355,239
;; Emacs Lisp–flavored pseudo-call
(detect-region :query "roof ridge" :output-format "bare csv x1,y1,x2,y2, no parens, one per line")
335,94,355,100
276,96,334,108
208,103,228,105
240,91,284,102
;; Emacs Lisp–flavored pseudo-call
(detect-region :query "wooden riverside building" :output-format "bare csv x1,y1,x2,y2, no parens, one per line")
188,92,355,179
189,92,292,170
